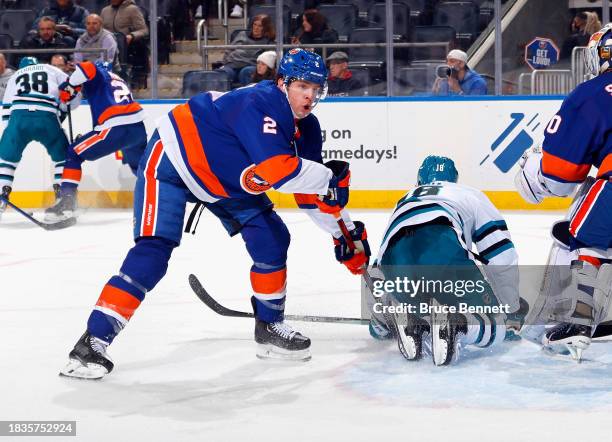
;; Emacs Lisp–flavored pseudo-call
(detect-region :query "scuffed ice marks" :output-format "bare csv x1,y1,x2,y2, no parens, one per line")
338,340,612,411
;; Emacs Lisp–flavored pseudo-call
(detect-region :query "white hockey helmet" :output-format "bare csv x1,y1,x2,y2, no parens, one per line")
585,23,612,77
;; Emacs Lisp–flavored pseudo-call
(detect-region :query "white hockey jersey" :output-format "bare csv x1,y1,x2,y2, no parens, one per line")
1,64,80,122
377,181,520,311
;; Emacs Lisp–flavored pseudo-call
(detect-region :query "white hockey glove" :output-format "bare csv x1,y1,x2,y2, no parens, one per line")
514,147,549,204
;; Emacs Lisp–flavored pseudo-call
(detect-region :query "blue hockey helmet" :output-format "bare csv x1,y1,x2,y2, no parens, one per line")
94,60,113,72
585,23,612,77
19,56,39,69
417,155,459,186
278,48,328,105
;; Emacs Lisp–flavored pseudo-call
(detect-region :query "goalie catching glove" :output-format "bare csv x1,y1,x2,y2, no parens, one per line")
334,221,371,275
514,146,551,204
316,160,350,214
58,81,82,103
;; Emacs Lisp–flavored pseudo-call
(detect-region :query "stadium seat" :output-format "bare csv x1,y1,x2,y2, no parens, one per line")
182,70,232,98
367,2,412,40
14,0,45,14
0,9,36,45
348,27,385,67
318,4,357,43
413,25,456,61
395,65,433,95
433,1,479,50
336,0,377,25
77,0,108,14
0,33,14,50
403,0,429,24
248,4,291,40
230,28,249,42
347,65,371,96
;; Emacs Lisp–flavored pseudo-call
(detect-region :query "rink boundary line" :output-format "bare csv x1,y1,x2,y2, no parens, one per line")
10,190,571,210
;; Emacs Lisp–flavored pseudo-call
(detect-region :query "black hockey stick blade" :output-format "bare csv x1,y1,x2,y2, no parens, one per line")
1,197,76,230
593,320,612,338
189,274,253,318
188,274,369,325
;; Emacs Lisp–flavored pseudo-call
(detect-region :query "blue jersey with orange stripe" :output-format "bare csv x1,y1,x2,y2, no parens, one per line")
69,61,144,130
541,72,612,195
157,81,332,203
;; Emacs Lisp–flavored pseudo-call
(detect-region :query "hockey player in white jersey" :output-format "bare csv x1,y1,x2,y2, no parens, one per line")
0,57,80,219
369,156,521,365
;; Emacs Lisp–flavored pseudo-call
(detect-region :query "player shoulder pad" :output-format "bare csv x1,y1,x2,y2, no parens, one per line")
249,81,294,130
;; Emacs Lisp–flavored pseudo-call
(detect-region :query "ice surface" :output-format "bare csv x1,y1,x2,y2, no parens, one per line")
1,209,611,442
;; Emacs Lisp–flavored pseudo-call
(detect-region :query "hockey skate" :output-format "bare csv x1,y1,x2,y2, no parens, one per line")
52,183,61,203
59,332,114,380
0,185,11,221
44,192,77,222
392,312,430,361
431,303,467,366
255,319,311,361
542,322,591,361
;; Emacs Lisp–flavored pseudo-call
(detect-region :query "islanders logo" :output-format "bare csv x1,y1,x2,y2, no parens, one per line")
240,164,271,194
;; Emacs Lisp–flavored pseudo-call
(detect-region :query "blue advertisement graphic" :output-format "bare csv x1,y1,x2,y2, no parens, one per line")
481,113,543,173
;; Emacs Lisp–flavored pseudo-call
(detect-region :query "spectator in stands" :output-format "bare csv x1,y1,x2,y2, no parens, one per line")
33,0,89,40
101,0,149,88
250,50,277,84
168,0,196,40
51,54,74,74
0,54,15,99
217,14,276,86
561,11,601,59
291,9,338,54
432,49,487,96
19,17,74,64
75,14,118,65
101,0,148,45
584,11,602,35
326,51,362,96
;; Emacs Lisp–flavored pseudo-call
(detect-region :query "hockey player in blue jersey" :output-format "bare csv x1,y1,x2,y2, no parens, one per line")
515,24,612,360
44,60,147,222
369,156,521,365
59,49,371,379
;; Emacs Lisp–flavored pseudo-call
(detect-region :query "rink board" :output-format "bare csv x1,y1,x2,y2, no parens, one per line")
7,96,573,210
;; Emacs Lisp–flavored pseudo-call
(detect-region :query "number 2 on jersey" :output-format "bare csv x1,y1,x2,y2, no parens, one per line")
111,78,133,104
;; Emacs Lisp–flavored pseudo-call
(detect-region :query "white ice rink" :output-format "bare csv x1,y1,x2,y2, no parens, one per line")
2,209,612,442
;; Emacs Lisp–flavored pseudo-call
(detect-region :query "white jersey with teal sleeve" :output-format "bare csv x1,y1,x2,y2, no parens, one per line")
1,64,80,123
377,181,520,311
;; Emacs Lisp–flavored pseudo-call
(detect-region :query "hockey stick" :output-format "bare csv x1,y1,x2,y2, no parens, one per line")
331,212,376,293
188,273,369,325
0,196,76,230
67,104,74,144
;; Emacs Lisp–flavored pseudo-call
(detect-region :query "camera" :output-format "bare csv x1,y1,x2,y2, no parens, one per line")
436,65,458,79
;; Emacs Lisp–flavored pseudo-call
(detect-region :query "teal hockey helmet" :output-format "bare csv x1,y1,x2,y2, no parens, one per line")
19,56,39,69
417,155,459,185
